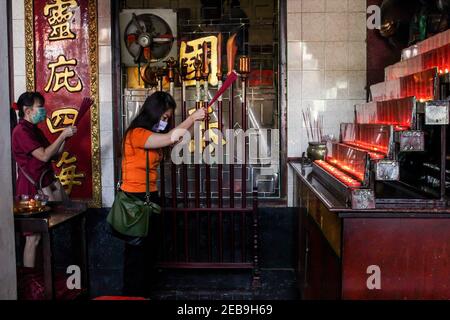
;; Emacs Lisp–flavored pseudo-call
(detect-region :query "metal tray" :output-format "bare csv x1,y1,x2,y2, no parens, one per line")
13,205,51,217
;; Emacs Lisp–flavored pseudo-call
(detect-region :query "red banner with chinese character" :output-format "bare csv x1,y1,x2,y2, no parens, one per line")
27,0,100,206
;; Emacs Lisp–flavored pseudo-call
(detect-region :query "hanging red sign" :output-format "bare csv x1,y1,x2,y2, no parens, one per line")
25,0,101,207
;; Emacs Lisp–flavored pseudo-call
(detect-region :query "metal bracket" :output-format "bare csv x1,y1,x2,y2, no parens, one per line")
351,189,375,209
399,131,425,152
375,160,400,181
425,101,449,125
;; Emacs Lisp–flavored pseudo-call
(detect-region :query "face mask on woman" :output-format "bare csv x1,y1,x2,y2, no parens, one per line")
152,119,168,132
31,107,47,124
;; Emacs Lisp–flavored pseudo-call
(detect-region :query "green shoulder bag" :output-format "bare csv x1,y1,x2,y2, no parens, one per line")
106,150,161,238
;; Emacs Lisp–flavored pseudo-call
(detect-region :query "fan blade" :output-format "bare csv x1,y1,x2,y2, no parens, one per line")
134,45,144,64
153,38,173,43
131,13,145,33
126,33,139,46
155,33,174,38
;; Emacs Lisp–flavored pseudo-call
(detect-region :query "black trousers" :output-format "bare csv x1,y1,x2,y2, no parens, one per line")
122,191,160,297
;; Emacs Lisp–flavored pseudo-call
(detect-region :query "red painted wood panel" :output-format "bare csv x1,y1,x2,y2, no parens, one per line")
300,212,341,300
342,218,450,300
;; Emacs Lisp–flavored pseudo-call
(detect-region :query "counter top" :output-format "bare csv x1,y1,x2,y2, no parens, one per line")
14,201,88,232
290,161,450,218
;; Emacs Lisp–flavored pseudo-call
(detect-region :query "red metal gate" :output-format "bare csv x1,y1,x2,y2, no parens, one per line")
155,61,260,287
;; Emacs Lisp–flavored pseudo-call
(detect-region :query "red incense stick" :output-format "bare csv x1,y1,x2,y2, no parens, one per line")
208,71,238,108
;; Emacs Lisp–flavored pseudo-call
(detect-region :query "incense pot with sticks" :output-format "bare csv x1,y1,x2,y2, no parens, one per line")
302,107,326,161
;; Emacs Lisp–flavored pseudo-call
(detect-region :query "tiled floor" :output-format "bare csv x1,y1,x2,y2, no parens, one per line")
149,269,299,300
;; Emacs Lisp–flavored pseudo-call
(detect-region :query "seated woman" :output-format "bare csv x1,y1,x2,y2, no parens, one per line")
11,92,77,268
119,91,206,297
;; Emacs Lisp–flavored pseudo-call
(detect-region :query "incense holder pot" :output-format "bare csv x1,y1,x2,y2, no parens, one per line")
307,142,327,161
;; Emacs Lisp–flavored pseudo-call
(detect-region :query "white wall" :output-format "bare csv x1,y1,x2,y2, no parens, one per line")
12,0,25,101
11,0,116,207
0,0,18,300
98,0,115,207
286,0,368,206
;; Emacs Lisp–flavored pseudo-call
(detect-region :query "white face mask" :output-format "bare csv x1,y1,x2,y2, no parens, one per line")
152,120,168,132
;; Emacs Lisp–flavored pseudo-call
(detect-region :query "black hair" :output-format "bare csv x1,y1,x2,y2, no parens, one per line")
17,92,45,119
122,91,176,152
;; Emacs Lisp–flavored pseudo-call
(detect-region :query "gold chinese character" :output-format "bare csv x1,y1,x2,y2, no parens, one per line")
44,0,79,41
56,152,85,194
45,55,83,93
46,108,79,134
180,36,218,87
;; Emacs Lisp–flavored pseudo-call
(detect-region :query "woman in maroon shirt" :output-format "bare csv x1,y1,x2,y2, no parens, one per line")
12,92,77,268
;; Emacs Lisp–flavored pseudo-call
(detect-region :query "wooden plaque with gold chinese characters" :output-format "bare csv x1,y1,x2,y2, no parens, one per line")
25,0,101,207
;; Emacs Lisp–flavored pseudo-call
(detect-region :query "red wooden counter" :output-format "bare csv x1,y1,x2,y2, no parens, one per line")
14,201,89,300
290,162,450,300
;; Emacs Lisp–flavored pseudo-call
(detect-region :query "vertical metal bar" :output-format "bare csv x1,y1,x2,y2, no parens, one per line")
162,61,176,262
181,80,189,262
171,116,177,208
229,83,235,262
195,101,201,260
231,211,235,263
219,209,223,263
170,107,177,261
172,210,177,261
184,211,189,262
441,125,447,200
167,59,177,211
241,76,248,262
218,102,224,208
230,83,235,208
251,189,260,288
203,57,212,261
208,209,212,262
242,77,247,209
218,86,224,262
195,100,201,208
205,102,212,262
159,70,166,206
160,156,166,205
193,57,203,261
205,112,211,209
241,212,246,262
182,96,188,208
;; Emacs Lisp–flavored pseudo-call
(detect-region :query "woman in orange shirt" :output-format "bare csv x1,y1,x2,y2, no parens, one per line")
119,91,205,297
